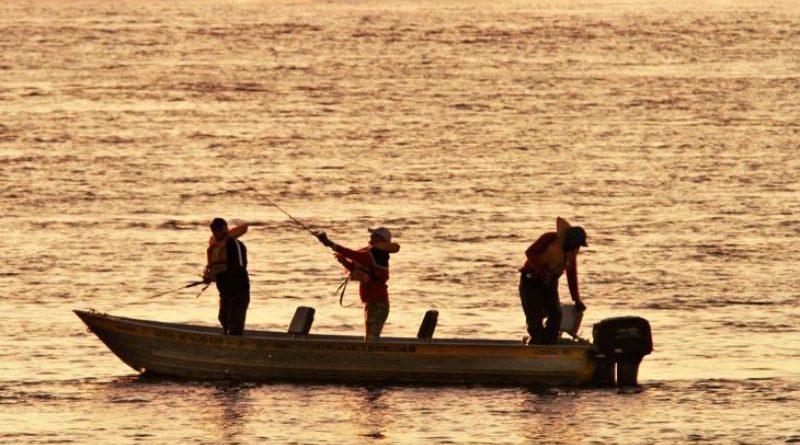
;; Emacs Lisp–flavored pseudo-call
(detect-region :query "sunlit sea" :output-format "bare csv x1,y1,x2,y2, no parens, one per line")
2,0,799,443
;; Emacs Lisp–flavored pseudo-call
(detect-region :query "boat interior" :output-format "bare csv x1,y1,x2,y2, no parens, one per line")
80,305,589,347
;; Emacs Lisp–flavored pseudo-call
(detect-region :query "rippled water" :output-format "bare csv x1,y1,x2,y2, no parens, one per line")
2,0,800,443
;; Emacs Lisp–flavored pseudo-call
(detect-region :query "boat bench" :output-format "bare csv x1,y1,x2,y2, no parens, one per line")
417,310,438,341
288,306,315,337
287,306,439,341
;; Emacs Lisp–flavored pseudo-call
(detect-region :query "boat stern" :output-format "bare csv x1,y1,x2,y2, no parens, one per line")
591,316,653,386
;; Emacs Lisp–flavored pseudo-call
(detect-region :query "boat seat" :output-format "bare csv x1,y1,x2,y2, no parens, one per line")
417,310,438,341
559,303,583,339
288,306,315,337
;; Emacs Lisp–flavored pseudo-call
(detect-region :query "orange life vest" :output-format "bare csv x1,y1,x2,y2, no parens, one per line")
205,225,248,281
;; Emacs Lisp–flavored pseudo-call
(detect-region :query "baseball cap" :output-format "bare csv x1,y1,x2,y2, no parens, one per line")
368,227,392,242
564,226,588,250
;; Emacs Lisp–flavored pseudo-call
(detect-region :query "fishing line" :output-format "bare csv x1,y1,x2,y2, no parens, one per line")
335,275,352,307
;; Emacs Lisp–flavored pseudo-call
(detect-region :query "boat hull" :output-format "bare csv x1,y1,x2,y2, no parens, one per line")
75,309,597,386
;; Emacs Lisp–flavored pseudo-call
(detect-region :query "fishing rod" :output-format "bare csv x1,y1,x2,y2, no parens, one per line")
231,174,355,306
232,174,317,237
145,280,206,300
104,280,207,312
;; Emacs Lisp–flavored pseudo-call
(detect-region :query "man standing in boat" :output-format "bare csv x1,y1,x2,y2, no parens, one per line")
316,227,399,341
519,217,587,345
203,218,250,336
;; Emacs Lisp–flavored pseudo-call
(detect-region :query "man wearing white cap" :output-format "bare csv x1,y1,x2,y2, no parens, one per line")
316,227,400,341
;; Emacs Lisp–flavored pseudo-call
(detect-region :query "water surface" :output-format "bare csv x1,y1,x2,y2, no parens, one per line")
1,0,799,443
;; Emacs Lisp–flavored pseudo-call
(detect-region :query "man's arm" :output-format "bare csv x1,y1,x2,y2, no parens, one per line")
316,232,372,266
335,253,355,271
565,254,586,311
331,244,372,265
203,247,215,283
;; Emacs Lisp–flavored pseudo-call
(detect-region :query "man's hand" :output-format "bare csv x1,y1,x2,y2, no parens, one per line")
316,231,334,248
202,266,213,284
574,300,587,312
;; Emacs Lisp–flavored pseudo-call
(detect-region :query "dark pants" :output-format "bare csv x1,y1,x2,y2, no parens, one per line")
218,292,250,336
519,273,562,345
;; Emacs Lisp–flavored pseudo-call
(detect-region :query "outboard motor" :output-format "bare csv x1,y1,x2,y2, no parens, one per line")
592,316,653,386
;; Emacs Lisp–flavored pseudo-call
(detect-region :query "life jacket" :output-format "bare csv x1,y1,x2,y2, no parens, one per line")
340,241,400,283
523,217,574,284
205,225,248,279
360,248,390,303
206,234,231,278
332,243,393,304
347,244,395,283
350,266,371,282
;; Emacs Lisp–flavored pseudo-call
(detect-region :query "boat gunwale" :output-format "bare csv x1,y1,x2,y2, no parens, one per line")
75,309,593,350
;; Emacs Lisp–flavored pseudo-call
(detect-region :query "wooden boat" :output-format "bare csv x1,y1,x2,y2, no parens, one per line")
74,307,652,387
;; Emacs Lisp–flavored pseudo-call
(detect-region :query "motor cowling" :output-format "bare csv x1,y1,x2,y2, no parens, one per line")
592,316,653,386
